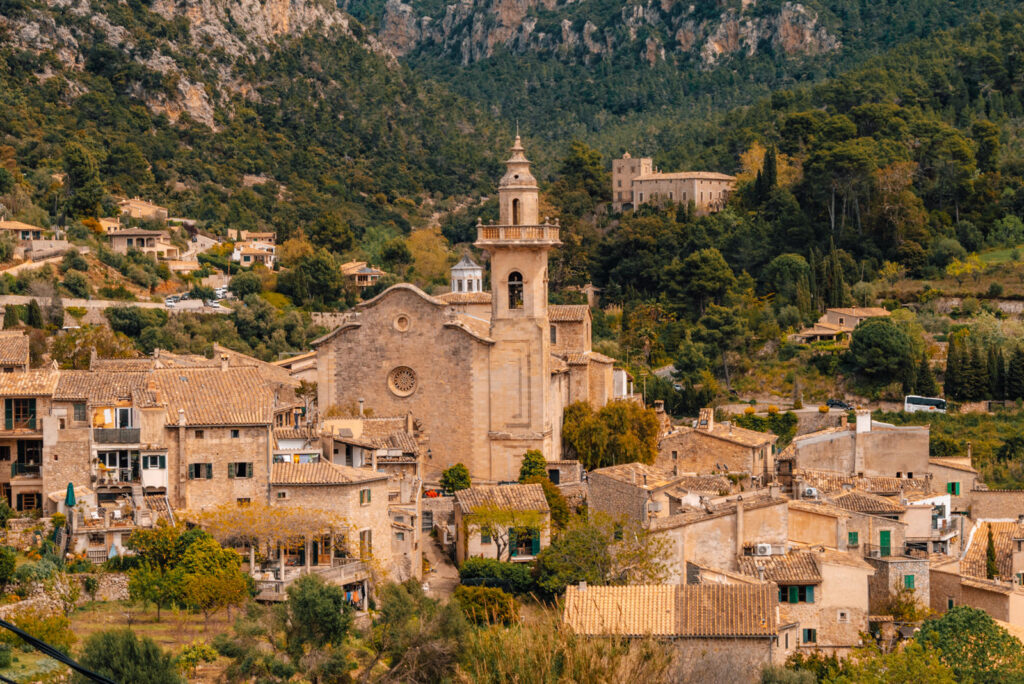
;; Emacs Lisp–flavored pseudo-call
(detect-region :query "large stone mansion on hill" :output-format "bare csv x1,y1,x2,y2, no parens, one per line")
313,136,631,484
611,153,735,213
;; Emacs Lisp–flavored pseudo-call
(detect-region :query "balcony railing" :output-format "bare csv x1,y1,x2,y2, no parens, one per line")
93,428,140,443
476,225,560,244
95,467,139,485
861,543,917,560
11,462,40,478
2,418,37,432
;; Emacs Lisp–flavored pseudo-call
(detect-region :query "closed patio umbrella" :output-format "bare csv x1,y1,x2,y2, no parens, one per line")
64,482,76,508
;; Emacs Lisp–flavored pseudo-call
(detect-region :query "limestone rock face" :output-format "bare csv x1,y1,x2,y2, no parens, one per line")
1,0,370,128
377,0,840,67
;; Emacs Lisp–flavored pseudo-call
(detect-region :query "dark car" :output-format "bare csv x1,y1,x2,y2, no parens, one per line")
825,399,852,410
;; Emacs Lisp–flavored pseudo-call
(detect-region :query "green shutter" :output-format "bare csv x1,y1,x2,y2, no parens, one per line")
880,530,891,557
509,529,518,557
806,586,814,603
26,400,35,429
954,482,961,496
788,586,798,603
367,488,371,503
905,574,915,590
246,463,253,478
228,463,235,478
159,455,166,469
848,531,858,546
531,530,540,556
205,464,212,479
4,400,11,430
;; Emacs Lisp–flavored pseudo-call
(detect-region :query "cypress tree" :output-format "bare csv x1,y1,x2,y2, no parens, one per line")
1007,347,1024,401
764,146,778,190
25,299,43,329
986,526,999,579
989,346,1006,400
2,306,19,329
945,333,962,400
917,355,939,397
969,345,988,400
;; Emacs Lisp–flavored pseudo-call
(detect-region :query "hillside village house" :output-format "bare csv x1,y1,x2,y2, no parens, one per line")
231,240,275,267
0,220,44,241
118,197,168,222
312,136,626,484
232,230,276,244
453,483,550,564
563,583,794,683
794,307,891,343
341,261,387,289
0,332,29,373
108,229,180,260
658,408,777,486
611,153,735,213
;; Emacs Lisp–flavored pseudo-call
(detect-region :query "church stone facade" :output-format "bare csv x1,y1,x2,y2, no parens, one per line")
313,137,615,484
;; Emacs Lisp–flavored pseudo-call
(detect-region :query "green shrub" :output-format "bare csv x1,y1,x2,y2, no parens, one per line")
458,557,534,594
0,643,10,668
453,585,519,626
0,607,75,653
0,547,15,586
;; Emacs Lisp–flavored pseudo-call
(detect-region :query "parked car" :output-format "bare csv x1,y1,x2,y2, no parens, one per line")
825,399,852,410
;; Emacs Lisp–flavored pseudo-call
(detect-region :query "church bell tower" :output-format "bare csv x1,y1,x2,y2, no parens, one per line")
475,135,561,482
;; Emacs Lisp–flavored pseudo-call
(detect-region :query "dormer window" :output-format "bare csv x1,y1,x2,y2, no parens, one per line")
508,272,523,310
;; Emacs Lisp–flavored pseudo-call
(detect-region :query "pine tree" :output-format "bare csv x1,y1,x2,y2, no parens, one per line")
25,299,43,329
944,333,962,400
986,526,999,579
1007,347,1024,401
917,355,939,397
2,306,19,329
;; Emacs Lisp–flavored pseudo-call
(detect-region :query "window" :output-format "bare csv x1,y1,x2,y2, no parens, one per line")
904,574,915,590
359,529,372,559
231,429,240,439
780,586,815,603
188,463,213,479
848,531,859,547
142,454,166,469
0,446,8,462
947,597,955,610
481,530,492,544
194,430,205,439
73,403,87,422
5,398,36,429
277,491,287,499
613,524,623,541
509,528,540,557
907,472,913,479
512,198,520,225
550,325,557,344
422,511,433,531
802,629,817,644
617,180,621,187
947,482,961,496
236,498,251,505
359,488,372,505
15,492,41,511
228,462,253,478
508,272,524,310
396,532,405,541
837,610,849,623
671,451,678,460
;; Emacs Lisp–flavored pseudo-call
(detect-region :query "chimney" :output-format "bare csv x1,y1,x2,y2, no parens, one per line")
757,565,765,582
854,409,871,434
220,354,229,371
654,400,665,413
177,408,186,427
578,581,587,592
642,473,648,487
358,398,365,417
698,407,714,432
967,441,973,464
632,469,637,485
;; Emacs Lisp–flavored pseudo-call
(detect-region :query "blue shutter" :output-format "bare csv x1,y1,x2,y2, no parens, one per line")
531,530,540,555
806,585,814,603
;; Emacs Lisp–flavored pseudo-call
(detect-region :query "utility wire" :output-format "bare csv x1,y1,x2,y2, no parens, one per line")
0,618,117,684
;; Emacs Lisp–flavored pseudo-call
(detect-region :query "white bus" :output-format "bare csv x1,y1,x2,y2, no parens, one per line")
904,395,947,413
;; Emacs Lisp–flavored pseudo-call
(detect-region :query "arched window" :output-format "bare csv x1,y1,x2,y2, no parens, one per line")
508,271,523,310
512,198,520,225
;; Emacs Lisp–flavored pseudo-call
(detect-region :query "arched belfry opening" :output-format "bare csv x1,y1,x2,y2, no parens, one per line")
512,198,520,225
508,271,523,310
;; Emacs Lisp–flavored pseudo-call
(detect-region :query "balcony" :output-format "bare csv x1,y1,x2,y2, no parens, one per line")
10,462,40,478
254,558,368,602
93,428,140,444
1,418,38,434
95,467,139,486
475,224,560,247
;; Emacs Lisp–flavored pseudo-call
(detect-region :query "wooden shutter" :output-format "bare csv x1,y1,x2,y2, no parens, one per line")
4,400,11,430
246,463,253,478
905,574,915,590
228,463,235,478
788,586,798,603
205,464,212,479
531,530,540,556
509,529,518,557
806,586,814,603
159,455,166,469
27,400,35,429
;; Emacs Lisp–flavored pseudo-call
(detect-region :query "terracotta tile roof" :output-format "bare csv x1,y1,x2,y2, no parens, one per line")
455,483,550,514
270,461,386,486
633,171,736,182
590,463,682,491
561,350,616,366
359,416,408,441
829,490,906,516
827,307,891,318
90,358,155,372
929,458,979,474
109,228,169,238
795,469,930,496
382,431,419,455
649,497,786,531
963,521,1017,580
787,499,852,519
563,583,777,638
672,475,733,494
438,291,492,304
55,371,149,403
0,332,29,366
737,552,821,584
274,426,318,441
150,367,273,426
0,220,45,232
448,314,492,342
668,423,775,449
0,369,59,397
549,305,588,322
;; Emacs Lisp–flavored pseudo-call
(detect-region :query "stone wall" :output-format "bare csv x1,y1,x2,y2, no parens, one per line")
588,472,648,525
966,490,1024,519
0,572,129,619
6,518,53,550
865,556,930,614
310,311,348,330
666,636,781,684
174,425,272,509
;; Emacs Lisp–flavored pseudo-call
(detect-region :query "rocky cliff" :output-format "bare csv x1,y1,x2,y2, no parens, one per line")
377,0,839,67
1,0,375,127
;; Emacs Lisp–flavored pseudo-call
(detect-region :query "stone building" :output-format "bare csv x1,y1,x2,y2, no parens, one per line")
118,197,169,222
108,229,179,260
453,482,550,564
562,583,794,684
313,137,618,484
0,332,29,373
611,153,735,213
657,408,777,486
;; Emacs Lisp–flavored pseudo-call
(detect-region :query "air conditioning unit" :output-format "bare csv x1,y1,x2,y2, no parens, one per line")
804,487,819,499
647,501,663,513
868,549,881,558
754,543,772,556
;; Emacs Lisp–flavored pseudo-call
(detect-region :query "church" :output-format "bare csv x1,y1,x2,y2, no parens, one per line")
313,136,621,484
